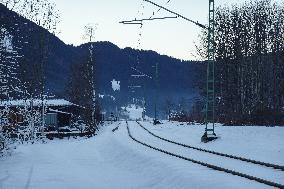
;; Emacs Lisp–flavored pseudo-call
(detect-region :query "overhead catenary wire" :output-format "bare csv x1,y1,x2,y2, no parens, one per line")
131,67,152,79
120,16,178,24
143,0,207,29
149,0,172,19
127,0,146,107
122,0,216,139
135,0,216,138
125,0,175,112
120,0,206,29
121,0,177,25
135,0,145,62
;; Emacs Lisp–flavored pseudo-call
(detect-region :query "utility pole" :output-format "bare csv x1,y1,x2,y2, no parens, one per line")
142,84,146,121
129,67,150,121
30,99,35,139
41,94,46,136
202,0,217,142
154,62,159,125
90,32,95,128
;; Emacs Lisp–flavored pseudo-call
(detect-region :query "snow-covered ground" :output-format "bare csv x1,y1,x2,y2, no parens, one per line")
141,121,284,165
121,104,146,120
0,121,283,189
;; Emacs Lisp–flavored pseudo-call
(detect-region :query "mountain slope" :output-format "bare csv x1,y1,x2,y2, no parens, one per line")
0,4,205,117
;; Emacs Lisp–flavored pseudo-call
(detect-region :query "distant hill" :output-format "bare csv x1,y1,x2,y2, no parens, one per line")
0,4,205,117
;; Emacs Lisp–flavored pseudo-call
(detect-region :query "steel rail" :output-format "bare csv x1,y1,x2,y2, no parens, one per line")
136,121,284,171
126,121,284,188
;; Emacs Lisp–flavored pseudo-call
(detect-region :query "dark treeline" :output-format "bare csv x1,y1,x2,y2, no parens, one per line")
196,0,284,125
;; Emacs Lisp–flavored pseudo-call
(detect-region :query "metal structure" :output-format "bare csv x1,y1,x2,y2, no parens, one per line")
120,16,177,25
128,66,147,120
142,0,207,29
204,0,216,140
153,62,159,125
121,0,216,140
126,7,148,120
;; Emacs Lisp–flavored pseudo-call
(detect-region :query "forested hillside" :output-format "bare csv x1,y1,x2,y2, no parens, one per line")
0,3,203,117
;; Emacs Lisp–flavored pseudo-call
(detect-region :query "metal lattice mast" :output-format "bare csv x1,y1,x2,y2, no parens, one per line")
205,0,215,136
121,0,217,139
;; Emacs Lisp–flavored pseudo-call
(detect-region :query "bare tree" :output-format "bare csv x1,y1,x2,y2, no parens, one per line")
0,0,59,34
84,24,101,130
196,0,284,125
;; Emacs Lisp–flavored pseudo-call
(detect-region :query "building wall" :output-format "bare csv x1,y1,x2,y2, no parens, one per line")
45,113,58,127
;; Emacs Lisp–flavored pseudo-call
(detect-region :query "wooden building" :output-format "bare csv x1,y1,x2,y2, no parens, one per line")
0,99,82,129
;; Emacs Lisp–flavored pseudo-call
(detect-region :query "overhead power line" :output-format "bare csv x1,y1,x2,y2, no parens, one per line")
131,67,153,79
120,16,178,24
149,0,172,19
143,0,207,29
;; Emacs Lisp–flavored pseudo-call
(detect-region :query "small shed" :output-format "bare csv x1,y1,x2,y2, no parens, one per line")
45,108,72,128
0,99,82,128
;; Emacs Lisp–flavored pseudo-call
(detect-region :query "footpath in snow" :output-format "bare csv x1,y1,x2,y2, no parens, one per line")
0,121,283,189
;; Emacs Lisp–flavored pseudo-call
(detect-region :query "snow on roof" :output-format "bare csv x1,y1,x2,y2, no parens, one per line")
0,99,77,107
48,108,72,115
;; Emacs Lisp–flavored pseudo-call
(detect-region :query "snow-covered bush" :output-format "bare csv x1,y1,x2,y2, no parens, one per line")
72,118,87,133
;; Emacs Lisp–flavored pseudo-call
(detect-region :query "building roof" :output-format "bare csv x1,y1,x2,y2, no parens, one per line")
48,108,72,115
0,99,79,107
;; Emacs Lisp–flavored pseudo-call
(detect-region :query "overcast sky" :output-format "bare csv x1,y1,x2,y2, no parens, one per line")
50,0,282,60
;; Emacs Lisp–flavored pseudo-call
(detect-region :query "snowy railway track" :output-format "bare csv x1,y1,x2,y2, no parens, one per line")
125,121,284,189
136,121,284,171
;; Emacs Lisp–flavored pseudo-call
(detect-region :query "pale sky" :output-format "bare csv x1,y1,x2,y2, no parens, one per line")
50,0,282,60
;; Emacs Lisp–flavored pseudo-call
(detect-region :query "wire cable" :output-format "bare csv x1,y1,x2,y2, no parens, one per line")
149,0,172,19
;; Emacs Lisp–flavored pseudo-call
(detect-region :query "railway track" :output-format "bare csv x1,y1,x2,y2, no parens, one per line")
126,121,284,188
136,121,284,171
